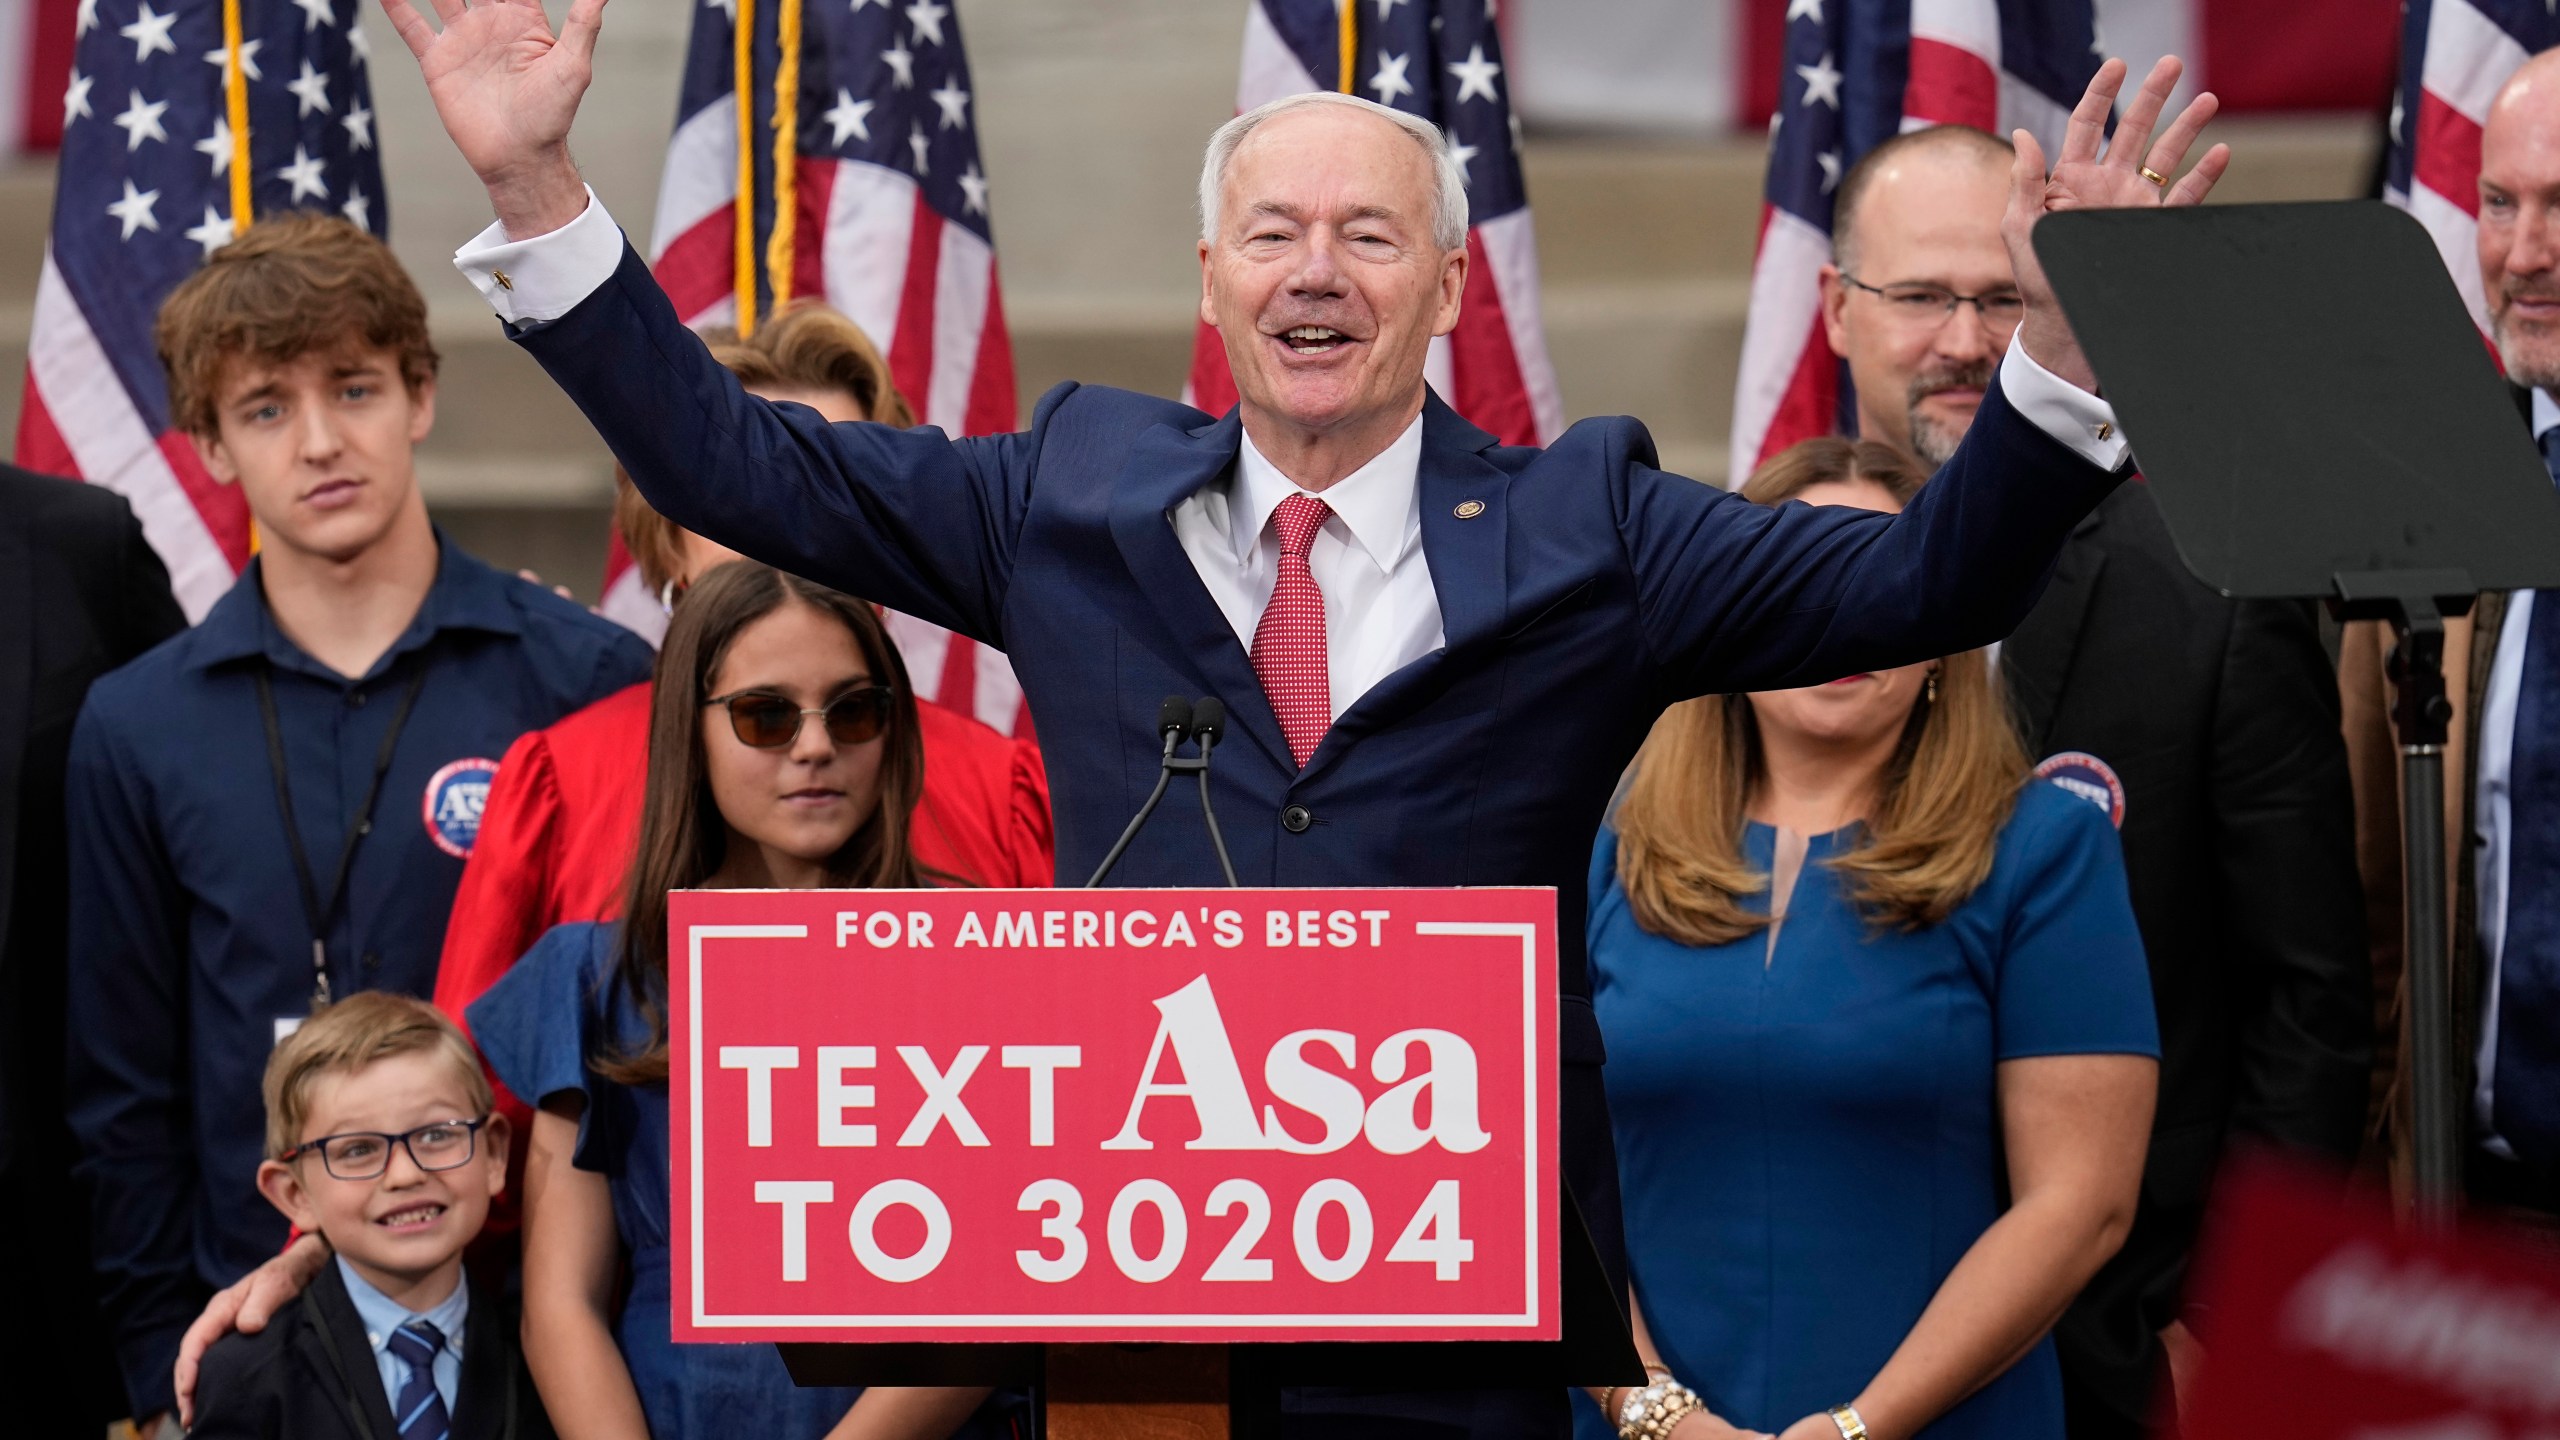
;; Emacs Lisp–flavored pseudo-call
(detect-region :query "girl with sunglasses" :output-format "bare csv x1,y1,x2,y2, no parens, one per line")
465,562,1018,1440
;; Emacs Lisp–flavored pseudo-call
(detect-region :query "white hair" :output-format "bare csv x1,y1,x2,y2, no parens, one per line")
1199,91,1470,253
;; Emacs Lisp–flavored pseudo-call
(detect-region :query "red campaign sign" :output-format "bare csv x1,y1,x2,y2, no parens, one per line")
668,887,1559,1345
2183,1156,2560,1440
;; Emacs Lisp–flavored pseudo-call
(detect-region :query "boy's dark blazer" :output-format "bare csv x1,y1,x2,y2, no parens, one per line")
190,1261,551,1440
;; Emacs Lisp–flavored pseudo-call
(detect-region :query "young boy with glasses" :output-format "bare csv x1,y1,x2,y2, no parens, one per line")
193,991,550,1439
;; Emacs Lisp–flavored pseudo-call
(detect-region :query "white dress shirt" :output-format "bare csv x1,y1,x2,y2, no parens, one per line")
2468,389,2559,1157
451,193,2132,722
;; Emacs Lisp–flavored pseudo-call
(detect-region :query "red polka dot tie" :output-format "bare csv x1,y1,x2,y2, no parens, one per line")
1251,492,1334,767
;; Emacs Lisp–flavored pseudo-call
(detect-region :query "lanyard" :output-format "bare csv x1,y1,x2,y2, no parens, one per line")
254,656,431,1008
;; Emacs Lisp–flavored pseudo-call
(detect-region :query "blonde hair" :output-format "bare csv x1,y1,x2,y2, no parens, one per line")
615,302,913,593
1613,437,2027,946
262,992,492,1161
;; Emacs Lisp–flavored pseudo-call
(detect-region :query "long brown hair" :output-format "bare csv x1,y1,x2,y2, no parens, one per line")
1614,437,2027,946
601,562,933,1083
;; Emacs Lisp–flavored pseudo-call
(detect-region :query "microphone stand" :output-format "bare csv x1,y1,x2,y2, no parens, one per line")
1187,698,1240,887
1085,697,1192,888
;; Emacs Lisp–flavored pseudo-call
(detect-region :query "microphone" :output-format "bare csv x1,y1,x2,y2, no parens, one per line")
1085,697,1195,887
1187,698,1240,886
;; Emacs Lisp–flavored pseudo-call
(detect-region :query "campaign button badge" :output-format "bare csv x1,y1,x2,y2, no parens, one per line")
2035,750,2126,829
423,757,501,858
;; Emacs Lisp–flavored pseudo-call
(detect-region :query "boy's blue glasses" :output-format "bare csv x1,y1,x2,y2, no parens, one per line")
282,1116,491,1181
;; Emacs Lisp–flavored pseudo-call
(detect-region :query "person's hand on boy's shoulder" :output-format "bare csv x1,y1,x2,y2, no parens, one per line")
172,1233,330,1426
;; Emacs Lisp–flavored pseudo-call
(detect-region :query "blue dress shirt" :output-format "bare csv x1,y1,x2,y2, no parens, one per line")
63,532,652,1414
337,1256,468,1421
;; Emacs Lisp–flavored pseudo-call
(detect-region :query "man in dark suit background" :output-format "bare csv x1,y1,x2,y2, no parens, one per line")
2344,46,2560,1232
1819,126,2374,1440
0,463,187,1425
368,3,2228,1431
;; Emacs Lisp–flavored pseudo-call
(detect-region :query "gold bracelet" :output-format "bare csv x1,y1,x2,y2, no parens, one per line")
1829,1403,1870,1440
1615,1378,1703,1440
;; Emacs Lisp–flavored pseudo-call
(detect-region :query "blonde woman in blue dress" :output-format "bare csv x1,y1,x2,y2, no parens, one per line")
1584,438,2159,1440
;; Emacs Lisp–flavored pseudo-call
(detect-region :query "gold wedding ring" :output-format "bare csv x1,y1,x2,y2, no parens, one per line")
2139,165,2170,188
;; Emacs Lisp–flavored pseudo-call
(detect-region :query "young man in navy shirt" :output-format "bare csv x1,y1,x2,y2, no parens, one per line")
64,213,652,1427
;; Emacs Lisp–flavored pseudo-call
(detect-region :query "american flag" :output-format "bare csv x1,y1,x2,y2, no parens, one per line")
1729,0,2100,483
1185,0,1562,447
602,0,1029,737
2383,0,2560,334
15,0,383,620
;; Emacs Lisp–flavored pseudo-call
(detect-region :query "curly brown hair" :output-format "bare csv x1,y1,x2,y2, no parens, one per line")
154,212,439,437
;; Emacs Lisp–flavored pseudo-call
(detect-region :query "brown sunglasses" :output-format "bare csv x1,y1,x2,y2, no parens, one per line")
705,685,897,749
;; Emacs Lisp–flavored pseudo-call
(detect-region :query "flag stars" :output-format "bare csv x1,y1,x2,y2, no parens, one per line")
343,100,373,150
342,185,371,231
276,144,328,202
347,22,369,61
288,59,332,116
292,0,337,31
1447,43,1501,104
1817,148,1842,192
882,37,915,88
905,0,948,45
1449,139,1479,183
63,71,93,127
824,88,873,145
185,204,234,258
107,179,161,240
196,116,233,175
706,0,735,19
204,39,264,82
120,4,178,62
1797,51,1844,108
907,120,931,174
112,90,169,151
1372,0,1403,16
75,0,98,37
1369,51,1415,105
929,76,971,129
958,160,988,215
1785,0,1822,21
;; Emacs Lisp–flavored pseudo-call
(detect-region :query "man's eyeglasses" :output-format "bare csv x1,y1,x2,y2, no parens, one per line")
706,685,897,749
282,1117,491,1182
1838,272,2026,330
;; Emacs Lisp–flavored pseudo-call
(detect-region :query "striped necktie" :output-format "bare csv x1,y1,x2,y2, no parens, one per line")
385,1319,451,1440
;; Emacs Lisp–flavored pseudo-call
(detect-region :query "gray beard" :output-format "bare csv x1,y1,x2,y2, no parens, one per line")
1907,408,1965,469
2495,321,2560,393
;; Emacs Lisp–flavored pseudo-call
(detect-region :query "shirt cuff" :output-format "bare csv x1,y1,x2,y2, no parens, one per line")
452,187,623,326
1999,341,2130,472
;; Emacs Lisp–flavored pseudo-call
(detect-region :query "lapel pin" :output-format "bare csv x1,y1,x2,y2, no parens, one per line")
1453,499,1486,519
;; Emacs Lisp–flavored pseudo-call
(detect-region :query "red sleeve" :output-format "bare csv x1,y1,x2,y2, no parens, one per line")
434,726,566,1030
1006,735,1055,888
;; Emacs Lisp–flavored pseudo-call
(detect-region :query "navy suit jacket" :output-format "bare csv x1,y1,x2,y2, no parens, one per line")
517,243,2124,1294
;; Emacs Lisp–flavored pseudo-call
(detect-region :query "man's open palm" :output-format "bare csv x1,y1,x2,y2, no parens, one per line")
2003,55,2230,392
380,0,605,223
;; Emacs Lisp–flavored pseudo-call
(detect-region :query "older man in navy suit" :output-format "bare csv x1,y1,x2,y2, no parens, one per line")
341,2,2221,1434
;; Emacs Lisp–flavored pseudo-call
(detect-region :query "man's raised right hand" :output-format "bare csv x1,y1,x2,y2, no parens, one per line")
377,0,606,239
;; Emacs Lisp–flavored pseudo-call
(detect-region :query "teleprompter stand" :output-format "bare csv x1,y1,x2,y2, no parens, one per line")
2032,201,2560,1219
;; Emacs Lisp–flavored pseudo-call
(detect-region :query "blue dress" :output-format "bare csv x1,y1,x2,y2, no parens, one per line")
1579,782,2158,1440
469,922,1020,1440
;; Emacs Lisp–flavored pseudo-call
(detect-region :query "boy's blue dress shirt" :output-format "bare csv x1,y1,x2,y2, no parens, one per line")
64,533,652,1414
338,1256,468,1420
